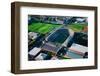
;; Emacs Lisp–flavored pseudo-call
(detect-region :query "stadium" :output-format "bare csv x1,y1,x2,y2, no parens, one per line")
28,15,88,60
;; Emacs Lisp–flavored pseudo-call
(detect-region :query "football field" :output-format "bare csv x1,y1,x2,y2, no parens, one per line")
28,22,61,34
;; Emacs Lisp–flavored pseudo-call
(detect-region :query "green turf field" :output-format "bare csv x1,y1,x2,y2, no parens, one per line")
28,22,62,34
68,23,87,32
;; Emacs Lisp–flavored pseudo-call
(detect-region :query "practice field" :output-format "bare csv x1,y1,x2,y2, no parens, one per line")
68,23,87,32
28,22,61,34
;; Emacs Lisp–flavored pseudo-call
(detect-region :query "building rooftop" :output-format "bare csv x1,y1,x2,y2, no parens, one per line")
28,47,41,56
41,43,59,54
69,43,88,55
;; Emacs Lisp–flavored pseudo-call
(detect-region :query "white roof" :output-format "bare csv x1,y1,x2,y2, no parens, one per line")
51,56,58,60
69,43,88,53
28,47,41,56
35,53,44,60
28,32,37,36
76,18,85,22
28,32,38,39
35,53,47,60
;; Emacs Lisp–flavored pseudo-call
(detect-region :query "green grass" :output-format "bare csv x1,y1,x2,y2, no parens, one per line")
68,23,87,32
28,22,61,34
61,56,70,59
59,56,70,59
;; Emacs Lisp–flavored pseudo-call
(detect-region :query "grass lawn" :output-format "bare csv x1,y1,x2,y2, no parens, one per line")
61,56,70,59
68,23,87,32
28,22,61,34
